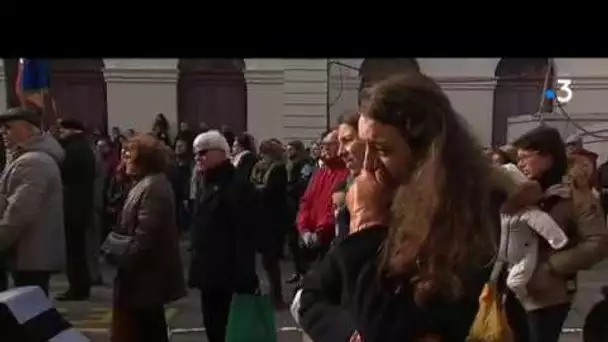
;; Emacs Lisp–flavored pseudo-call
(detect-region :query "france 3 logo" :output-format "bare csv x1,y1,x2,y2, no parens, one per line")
545,79,573,105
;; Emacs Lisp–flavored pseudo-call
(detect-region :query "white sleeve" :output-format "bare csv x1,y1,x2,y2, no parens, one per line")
519,209,569,249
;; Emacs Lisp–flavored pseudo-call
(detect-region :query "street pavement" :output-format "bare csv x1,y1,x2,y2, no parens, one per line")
40,248,608,342
48,248,302,342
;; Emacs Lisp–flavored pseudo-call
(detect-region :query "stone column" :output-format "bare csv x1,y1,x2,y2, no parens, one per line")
103,59,179,135
282,59,328,145
244,64,285,142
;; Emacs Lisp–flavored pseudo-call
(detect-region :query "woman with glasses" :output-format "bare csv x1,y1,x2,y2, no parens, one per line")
505,126,608,342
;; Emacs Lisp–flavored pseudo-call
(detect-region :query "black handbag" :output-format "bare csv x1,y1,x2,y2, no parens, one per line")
101,231,132,258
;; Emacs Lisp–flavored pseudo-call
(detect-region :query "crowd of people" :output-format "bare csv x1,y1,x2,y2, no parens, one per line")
0,108,341,341
1,72,608,342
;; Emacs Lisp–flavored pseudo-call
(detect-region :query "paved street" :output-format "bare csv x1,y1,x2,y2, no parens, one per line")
40,250,608,342
559,259,608,342
48,253,302,342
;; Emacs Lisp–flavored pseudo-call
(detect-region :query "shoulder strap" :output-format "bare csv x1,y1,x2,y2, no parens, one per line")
489,216,509,284
488,191,509,284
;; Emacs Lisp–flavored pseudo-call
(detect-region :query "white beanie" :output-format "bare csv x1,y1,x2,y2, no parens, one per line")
193,130,230,155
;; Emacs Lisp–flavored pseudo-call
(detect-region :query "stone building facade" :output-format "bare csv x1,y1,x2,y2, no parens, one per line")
1,58,608,160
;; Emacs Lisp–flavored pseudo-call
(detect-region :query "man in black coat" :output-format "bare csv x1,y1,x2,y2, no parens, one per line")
285,140,315,284
189,130,259,342
55,119,96,301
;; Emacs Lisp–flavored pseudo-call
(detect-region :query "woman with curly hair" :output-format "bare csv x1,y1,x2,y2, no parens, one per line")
299,73,499,342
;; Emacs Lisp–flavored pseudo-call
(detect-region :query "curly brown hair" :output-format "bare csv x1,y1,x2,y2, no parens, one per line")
258,139,284,161
124,133,172,175
365,73,497,305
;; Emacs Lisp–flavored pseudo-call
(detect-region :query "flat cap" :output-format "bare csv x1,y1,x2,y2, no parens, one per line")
0,107,42,126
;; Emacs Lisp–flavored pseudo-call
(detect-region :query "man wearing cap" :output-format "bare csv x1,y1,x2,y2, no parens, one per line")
188,130,259,342
54,119,96,301
0,107,66,295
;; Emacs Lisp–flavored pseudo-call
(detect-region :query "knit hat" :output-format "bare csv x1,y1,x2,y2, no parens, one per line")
193,130,230,155
565,135,583,148
570,147,599,172
570,147,598,161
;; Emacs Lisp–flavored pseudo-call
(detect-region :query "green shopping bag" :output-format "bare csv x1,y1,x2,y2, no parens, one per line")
225,293,278,342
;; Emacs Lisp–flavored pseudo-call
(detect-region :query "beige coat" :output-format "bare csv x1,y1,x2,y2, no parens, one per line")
0,133,66,271
520,183,608,311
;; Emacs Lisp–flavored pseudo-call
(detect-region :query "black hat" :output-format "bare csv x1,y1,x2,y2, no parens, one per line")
0,107,42,126
58,119,85,131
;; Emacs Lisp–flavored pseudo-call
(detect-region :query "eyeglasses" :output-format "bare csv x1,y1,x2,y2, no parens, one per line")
517,151,539,162
121,149,132,159
196,148,223,157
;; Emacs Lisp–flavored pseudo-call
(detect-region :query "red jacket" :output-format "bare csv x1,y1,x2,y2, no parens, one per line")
297,159,349,244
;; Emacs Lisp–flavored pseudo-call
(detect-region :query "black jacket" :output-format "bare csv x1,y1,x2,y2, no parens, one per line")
59,133,96,230
286,157,315,219
252,160,289,255
170,158,193,203
188,160,259,292
234,151,258,183
299,226,491,342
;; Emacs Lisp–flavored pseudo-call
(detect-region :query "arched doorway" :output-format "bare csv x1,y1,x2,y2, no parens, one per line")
492,58,554,146
50,59,108,133
358,58,420,103
177,59,247,133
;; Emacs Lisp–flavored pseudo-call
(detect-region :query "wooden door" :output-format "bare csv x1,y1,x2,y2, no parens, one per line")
51,59,108,133
177,59,247,133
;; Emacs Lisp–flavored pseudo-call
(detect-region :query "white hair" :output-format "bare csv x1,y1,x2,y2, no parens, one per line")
193,130,230,156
